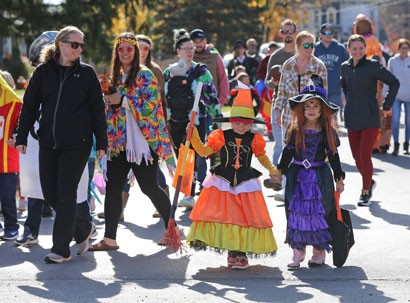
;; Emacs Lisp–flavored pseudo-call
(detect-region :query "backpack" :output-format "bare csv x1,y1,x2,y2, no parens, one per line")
166,63,204,122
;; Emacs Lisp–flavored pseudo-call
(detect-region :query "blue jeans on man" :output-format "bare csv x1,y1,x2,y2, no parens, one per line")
271,107,283,166
22,198,90,240
23,198,46,238
328,94,343,121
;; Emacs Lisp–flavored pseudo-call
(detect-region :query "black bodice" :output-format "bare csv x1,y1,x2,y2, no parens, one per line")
211,129,262,187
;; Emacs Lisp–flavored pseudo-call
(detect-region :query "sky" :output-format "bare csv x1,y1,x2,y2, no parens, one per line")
43,0,63,4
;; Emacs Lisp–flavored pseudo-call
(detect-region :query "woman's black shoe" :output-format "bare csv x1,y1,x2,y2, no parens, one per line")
404,142,409,155
358,193,371,206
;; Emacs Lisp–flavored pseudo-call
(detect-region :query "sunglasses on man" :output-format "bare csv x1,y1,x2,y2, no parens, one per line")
61,40,86,50
321,30,334,36
280,29,296,35
303,43,315,49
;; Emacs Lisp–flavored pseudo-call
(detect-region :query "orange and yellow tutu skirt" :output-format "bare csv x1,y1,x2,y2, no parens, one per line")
187,174,277,256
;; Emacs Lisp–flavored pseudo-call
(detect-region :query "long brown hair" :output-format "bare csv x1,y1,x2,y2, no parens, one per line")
287,99,337,154
136,34,153,69
110,32,140,88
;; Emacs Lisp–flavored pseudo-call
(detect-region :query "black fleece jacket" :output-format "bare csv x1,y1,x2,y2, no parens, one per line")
16,56,107,151
341,56,399,131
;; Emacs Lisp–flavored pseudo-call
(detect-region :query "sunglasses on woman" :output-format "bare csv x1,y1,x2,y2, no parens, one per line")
303,43,315,49
117,46,134,54
61,40,86,50
138,44,150,52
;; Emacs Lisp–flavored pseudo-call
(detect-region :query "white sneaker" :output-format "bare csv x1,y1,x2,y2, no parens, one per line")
17,198,27,211
178,196,195,209
90,226,98,239
44,253,71,264
76,223,94,255
14,233,39,247
274,189,285,202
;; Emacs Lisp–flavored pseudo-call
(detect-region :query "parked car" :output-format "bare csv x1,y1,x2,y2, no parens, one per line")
258,41,284,59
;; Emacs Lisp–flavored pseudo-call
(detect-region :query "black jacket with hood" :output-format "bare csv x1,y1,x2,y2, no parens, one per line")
16,56,107,151
341,56,399,131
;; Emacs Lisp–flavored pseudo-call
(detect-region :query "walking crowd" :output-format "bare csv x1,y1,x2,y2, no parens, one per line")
0,13,408,272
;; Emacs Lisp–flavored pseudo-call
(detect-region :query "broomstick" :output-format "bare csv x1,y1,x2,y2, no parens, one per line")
162,82,203,252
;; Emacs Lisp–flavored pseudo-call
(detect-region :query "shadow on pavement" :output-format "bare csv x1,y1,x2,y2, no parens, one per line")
190,265,313,302
338,203,371,230
16,246,120,302
341,161,385,174
371,153,410,169
292,265,394,303
110,249,190,290
369,201,410,230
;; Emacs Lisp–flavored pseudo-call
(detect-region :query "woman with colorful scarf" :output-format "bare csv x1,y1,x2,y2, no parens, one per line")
89,32,176,251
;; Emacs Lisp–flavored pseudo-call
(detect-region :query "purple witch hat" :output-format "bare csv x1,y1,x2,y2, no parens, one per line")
288,74,339,113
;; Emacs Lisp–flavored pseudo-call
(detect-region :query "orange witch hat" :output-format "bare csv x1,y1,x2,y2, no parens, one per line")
213,81,268,124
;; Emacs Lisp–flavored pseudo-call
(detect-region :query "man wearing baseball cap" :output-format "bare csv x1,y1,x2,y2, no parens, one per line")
314,23,349,122
190,28,228,195
191,29,229,107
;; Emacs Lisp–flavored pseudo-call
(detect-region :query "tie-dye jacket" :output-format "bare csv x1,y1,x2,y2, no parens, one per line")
106,67,175,167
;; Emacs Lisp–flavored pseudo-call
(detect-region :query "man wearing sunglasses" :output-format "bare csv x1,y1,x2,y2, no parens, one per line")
314,23,349,122
263,19,298,200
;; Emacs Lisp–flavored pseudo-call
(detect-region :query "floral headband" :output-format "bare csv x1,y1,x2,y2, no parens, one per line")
113,37,139,49
137,40,151,49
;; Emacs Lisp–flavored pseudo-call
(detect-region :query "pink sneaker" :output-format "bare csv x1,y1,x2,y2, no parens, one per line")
231,256,249,270
308,248,326,267
227,252,236,266
287,248,306,269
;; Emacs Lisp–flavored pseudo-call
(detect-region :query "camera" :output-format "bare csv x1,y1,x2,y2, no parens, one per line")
108,85,116,95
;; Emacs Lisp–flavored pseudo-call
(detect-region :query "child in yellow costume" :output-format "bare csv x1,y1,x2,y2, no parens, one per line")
353,13,392,153
187,82,280,270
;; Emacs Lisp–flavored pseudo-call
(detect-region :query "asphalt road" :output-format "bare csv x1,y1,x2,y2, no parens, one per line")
1,123,409,303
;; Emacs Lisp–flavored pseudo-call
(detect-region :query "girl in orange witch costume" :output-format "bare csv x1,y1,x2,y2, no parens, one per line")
186,82,280,270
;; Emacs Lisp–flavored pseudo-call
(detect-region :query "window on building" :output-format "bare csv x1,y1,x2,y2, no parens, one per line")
327,7,336,25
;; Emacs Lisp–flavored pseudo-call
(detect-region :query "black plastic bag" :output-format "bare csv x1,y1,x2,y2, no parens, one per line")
328,192,355,267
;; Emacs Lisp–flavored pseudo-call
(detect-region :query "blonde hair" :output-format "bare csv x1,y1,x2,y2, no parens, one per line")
40,26,84,63
236,72,249,82
0,70,15,89
295,31,315,55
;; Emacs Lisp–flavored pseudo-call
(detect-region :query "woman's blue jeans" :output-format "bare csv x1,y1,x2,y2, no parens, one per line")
392,99,410,143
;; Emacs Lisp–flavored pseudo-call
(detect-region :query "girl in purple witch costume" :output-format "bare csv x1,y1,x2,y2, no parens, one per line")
273,75,345,269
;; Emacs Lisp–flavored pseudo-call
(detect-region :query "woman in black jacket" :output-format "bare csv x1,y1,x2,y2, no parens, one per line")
15,25,107,263
341,34,399,206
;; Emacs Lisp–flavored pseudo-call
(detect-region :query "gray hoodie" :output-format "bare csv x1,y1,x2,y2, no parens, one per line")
387,54,410,102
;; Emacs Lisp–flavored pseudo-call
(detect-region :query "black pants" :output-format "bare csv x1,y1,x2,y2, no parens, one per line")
169,117,207,196
104,151,171,240
39,147,91,258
